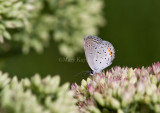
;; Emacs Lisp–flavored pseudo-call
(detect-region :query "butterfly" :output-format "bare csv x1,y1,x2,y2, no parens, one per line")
84,35,115,75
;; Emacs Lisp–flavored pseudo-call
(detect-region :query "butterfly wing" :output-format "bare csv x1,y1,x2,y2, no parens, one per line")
93,40,115,73
84,36,102,71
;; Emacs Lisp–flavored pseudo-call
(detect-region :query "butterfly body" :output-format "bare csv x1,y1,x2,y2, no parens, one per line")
84,36,115,75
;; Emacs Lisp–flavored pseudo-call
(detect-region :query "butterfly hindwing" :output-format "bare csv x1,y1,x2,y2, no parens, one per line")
93,41,115,73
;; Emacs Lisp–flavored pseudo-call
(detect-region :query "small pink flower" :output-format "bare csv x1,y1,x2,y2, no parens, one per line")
152,62,160,74
148,66,153,74
71,83,78,92
87,84,94,94
135,67,141,76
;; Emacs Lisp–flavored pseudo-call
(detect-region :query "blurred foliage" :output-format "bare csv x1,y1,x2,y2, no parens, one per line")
72,62,160,113
0,71,78,113
1,0,160,82
0,0,105,57
100,0,160,67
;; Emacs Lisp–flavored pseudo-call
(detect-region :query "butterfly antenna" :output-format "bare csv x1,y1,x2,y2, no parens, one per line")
84,71,91,76
74,71,90,77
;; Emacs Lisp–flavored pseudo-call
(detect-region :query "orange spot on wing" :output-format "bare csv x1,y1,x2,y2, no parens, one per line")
108,49,112,55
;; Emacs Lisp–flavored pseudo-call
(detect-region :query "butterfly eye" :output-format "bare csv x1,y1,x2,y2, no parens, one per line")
90,70,94,75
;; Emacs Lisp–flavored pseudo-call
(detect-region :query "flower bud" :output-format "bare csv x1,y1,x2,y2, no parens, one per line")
94,92,105,106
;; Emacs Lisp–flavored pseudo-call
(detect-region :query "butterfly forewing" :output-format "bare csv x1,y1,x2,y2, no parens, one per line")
84,36,102,71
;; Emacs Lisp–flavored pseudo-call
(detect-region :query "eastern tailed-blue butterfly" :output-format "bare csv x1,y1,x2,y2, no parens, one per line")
84,35,115,75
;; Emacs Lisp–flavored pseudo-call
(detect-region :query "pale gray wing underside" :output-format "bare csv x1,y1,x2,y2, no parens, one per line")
93,41,115,73
84,36,102,71
84,36,115,74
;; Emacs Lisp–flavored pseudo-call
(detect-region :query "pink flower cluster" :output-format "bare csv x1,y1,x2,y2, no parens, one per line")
71,62,160,113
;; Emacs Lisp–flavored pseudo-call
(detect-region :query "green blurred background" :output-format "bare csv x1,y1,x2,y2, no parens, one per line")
1,0,160,84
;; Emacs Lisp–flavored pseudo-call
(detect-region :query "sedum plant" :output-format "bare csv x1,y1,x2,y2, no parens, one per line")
0,0,105,57
0,71,78,113
72,62,160,113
